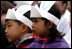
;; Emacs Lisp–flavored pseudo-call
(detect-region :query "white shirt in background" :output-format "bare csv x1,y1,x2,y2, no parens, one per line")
57,9,71,48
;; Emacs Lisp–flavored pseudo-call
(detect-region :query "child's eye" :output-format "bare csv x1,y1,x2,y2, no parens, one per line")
35,20,38,23
8,25,12,27
32,19,39,23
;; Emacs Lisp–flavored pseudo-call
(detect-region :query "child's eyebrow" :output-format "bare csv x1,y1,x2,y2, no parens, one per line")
5,22,10,26
6,22,11,25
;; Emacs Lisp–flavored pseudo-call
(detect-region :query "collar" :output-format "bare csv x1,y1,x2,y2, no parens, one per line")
14,33,32,47
39,37,50,43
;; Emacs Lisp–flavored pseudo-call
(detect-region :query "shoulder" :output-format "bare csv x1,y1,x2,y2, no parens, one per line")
26,42,36,48
60,38,69,48
58,42,69,48
18,38,35,48
26,38,41,48
53,37,69,48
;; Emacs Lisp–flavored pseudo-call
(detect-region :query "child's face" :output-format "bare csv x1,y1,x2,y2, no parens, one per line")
32,18,49,38
5,20,23,43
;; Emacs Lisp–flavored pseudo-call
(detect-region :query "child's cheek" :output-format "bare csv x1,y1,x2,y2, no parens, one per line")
7,34,14,42
7,36,13,43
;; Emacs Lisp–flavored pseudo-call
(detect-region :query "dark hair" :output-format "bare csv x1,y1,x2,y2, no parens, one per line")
1,1,14,15
62,1,68,11
8,1,16,6
41,18,63,42
62,1,68,6
40,4,63,42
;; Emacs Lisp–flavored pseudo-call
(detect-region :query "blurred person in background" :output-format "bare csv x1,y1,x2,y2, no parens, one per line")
1,1,15,48
67,1,71,12
55,1,71,48
67,1,71,27
1,1,14,26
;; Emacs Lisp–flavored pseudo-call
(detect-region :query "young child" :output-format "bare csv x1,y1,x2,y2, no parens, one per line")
27,1,69,48
5,5,36,48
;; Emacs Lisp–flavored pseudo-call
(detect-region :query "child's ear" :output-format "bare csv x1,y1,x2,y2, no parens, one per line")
21,24,28,33
47,21,53,29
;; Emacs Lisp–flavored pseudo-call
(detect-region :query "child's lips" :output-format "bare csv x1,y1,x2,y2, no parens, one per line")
6,35,9,38
32,30,36,33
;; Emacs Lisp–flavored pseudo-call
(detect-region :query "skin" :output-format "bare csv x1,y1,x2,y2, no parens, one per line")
5,19,28,43
55,1,71,28
31,18,53,38
67,1,71,27
31,1,38,6
67,1,71,12
1,14,6,26
55,1,67,16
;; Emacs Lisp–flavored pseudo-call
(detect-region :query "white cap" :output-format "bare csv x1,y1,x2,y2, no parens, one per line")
6,5,33,29
14,1,33,9
14,1,33,5
31,1,59,25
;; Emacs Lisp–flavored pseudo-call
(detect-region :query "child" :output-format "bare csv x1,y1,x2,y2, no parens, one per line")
27,1,69,48
5,5,36,48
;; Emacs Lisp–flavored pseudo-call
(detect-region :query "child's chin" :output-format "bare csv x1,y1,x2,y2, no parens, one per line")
8,39,14,43
8,39,12,43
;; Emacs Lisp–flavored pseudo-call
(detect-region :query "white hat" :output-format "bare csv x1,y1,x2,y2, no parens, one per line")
31,1,59,25
14,1,33,5
6,5,33,29
14,1,33,9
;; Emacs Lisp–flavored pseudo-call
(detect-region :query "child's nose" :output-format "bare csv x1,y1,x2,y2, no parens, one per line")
32,23,35,29
5,28,8,34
